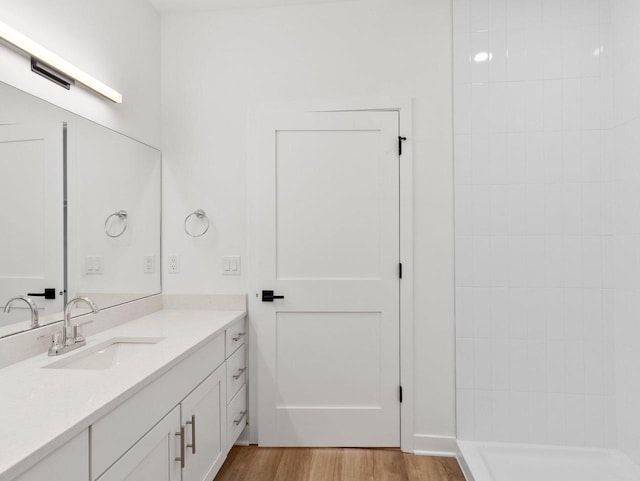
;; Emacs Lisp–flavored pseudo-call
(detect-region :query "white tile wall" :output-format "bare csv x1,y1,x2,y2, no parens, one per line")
454,0,616,447
611,0,640,466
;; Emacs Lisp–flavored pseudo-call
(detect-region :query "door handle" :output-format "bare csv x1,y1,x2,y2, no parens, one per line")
262,290,284,302
175,426,186,468
26,288,56,300
186,414,196,454
233,410,248,426
232,332,246,342
233,367,247,380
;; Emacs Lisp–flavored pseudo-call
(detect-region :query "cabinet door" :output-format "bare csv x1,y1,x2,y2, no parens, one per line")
181,364,227,481
13,430,88,481
97,407,181,481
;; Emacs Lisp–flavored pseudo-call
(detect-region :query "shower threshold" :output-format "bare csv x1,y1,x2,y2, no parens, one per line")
457,441,640,481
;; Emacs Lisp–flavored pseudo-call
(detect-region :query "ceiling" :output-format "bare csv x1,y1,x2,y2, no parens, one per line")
148,0,358,13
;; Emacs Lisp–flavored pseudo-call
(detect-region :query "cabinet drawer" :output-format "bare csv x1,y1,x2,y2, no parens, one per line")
227,385,247,447
91,334,225,480
225,317,246,357
226,344,246,402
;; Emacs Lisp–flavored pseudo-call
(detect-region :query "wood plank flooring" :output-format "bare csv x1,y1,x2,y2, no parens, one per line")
214,446,465,481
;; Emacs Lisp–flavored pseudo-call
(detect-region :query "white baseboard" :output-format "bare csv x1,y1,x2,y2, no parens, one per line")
413,434,459,457
456,453,475,481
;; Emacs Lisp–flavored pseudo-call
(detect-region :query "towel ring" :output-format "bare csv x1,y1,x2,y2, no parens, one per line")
105,210,128,238
184,209,210,237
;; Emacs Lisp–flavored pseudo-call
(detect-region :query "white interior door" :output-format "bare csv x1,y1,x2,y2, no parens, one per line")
252,110,400,447
0,123,64,325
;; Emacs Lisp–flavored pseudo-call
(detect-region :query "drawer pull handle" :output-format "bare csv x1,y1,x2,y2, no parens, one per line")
175,426,186,468
233,410,248,426
232,332,246,342
233,367,247,380
186,414,196,454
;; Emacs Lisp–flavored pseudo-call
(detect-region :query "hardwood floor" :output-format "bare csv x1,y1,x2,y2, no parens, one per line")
214,446,466,481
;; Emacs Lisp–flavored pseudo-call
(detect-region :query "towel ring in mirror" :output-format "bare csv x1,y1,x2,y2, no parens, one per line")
105,210,128,238
184,209,210,237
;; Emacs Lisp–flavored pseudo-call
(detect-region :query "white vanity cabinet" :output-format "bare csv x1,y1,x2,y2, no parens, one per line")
90,315,246,481
0,312,248,481
12,431,89,481
94,365,226,481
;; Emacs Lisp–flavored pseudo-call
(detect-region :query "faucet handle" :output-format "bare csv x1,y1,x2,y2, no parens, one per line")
72,320,94,342
38,331,62,345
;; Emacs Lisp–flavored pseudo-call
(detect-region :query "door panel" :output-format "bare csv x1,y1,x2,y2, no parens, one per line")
275,312,382,408
276,130,383,280
0,123,63,326
254,110,400,447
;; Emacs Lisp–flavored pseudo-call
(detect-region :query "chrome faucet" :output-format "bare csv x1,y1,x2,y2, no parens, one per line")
3,296,40,328
48,297,100,356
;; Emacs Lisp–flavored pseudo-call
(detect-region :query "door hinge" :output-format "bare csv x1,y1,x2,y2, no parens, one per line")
398,136,407,156
399,386,403,403
399,262,403,279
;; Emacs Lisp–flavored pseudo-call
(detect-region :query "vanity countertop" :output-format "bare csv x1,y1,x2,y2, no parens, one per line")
0,308,246,481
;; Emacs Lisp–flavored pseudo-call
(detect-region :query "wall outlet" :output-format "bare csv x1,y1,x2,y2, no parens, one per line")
168,255,180,274
222,255,241,275
85,256,104,275
143,255,156,274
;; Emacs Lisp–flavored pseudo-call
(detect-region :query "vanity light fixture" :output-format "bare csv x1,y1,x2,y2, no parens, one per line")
0,19,123,103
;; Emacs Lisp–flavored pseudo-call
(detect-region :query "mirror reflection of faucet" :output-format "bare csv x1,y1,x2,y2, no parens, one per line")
3,296,39,328
47,297,100,356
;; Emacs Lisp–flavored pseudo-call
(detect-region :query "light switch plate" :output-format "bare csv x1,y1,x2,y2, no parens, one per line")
85,256,104,275
222,256,241,275
143,255,156,274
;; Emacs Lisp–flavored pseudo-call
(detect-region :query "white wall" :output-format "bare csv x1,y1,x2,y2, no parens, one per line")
161,0,455,447
454,0,616,447
611,0,640,465
0,0,161,146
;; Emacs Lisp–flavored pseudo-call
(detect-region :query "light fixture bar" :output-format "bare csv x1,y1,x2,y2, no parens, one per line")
0,19,123,103
31,58,74,90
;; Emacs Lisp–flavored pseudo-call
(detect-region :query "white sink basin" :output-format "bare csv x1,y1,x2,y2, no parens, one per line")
44,337,165,370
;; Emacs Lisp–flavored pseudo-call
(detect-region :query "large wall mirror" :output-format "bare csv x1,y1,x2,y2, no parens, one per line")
0,81,161,338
